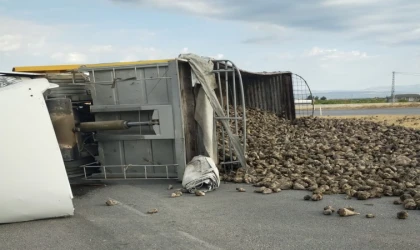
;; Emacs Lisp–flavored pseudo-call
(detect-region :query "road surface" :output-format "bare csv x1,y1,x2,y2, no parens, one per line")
1,180,419,250
312,107,420,116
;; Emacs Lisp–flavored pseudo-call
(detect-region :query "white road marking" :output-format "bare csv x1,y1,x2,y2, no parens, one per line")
110,199,147,217
177,230,223,250
110,199,221,249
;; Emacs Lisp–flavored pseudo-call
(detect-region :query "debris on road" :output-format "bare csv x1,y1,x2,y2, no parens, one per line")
397,211,408,219
236,187,246,192
168,185,173,190
171,191,183,198
253,186,279,194
366,214,375,218
403,199,417,210
195,190,205,196
182,156,220,194
324,205,335,212
393,200,403,205
323,205,335,215
262,188,273,194
303,195,311,200
338,208,360,217
393,192,420,210
323,209,333,215
311,194,323,201
219,107,420,207
105,199,119,206
356,191,371,200
400,194,412,201
147,208,158,214
178,188,189,193
254,187,267,193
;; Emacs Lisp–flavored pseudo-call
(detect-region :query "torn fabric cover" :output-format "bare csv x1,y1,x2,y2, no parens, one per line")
178,53,246,170
184,56,218,163
182,156,220,193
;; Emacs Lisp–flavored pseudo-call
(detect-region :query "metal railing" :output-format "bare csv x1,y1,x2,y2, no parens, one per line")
81,162,179,180
292,73,314,117
212,60,247,172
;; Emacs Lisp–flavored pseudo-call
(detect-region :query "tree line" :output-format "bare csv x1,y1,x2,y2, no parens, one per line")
307,95,327,100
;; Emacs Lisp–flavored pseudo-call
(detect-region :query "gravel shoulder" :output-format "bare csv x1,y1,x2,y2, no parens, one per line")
1,181,419,250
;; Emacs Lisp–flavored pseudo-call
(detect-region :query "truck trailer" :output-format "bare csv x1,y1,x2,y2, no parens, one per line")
9,54,312,182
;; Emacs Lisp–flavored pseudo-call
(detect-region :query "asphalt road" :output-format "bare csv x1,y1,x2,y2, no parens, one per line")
1,180,419,250
313,107,420,116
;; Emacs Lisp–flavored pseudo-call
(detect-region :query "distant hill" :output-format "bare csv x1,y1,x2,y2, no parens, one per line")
310,84,420,99
363,84,420,93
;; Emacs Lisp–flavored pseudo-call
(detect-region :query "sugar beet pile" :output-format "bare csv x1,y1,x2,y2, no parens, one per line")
217,107,420,206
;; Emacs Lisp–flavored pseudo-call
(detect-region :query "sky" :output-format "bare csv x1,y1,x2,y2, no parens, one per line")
1,0,420,91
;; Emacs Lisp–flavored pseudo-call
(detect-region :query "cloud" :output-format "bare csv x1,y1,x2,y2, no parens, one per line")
0,16,54,54
212,54,224,59
27,37,46,49
89,45,113,53
0,35,21,52
111,0,420,46
305,47,370,61
0,16,169,69
51,52,88,63
241,35,277,45
263,52,296,62
111,0,224,15
241,22,293,44
322,0,382,6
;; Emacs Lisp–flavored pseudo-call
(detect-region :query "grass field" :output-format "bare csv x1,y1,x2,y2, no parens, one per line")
315,98,387,105
324,115,420,129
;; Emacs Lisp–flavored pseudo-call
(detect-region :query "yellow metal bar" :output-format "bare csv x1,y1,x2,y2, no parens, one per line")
13,64,80,73
12,59,173,73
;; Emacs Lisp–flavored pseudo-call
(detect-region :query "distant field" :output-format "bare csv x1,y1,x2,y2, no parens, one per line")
295,102,420,110
315,98,387,105
324,115,420,129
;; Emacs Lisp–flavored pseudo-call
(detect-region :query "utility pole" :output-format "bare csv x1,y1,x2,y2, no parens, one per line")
391,71,395,103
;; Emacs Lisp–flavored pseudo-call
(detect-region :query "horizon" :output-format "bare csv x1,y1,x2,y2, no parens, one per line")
1,0,420,91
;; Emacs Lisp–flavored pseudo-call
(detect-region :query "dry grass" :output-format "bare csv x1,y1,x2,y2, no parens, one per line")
295,102,420,110
323,115,420,129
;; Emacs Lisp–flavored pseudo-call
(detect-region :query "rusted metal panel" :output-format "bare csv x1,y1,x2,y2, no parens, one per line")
235,72,296,120
178,61,199,163
46,98,78,161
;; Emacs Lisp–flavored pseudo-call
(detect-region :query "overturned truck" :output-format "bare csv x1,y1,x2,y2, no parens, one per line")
11,54,313,182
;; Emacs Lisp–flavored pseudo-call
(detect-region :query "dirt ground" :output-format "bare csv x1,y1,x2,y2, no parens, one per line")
295,102,420,110
324,115,420,129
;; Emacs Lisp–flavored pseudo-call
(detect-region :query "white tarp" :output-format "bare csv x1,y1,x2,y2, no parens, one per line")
0,78,74,224
178,53,246,169
193,72,218,164
182,156,220,193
